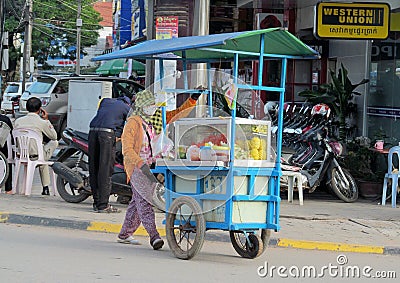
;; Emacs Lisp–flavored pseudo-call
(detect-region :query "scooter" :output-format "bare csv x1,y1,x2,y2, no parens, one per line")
52,128,165,209
281,126,358,203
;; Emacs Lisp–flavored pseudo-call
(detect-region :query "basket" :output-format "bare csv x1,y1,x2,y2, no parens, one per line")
0,121,11,148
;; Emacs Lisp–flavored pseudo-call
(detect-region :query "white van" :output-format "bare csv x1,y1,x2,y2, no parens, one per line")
1,82,33,113
17,75,144,139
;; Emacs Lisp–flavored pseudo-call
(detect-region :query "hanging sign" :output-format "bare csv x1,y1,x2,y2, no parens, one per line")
155,16,178,40
314,2,391,40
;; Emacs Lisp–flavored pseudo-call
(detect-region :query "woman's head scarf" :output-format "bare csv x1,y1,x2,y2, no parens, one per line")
132,90,156,123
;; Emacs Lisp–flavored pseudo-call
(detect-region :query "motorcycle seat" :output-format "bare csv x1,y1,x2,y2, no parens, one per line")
74,131,89,141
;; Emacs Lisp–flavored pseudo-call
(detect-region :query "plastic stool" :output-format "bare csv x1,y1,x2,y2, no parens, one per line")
282,170,304,205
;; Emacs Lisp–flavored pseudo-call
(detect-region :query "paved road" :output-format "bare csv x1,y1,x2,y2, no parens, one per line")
1,145,399,255
0,224,398,283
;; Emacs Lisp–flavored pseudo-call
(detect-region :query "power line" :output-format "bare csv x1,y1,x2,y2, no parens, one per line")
6,0,22,20
32,23,95,40
35,17,101,26
33,0,98,21
34,22,99,33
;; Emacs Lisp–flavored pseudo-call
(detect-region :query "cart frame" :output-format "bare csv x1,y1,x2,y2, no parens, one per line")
94,28,319,259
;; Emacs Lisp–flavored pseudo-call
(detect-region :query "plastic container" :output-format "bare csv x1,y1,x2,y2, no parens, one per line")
214,149,230,162
177,145,188,159
212,145,230,162
186,145,201,161
200,146,217,161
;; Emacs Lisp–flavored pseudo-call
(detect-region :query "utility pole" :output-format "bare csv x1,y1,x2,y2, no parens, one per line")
22,0,32,93
0,0,4,71
75,0,82,75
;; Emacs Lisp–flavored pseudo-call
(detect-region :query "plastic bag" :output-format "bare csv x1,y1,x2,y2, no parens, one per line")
151,130,174,158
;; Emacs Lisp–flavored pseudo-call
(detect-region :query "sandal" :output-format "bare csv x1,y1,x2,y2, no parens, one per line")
97,205,121,213
117,236,141,245
151,238,164,250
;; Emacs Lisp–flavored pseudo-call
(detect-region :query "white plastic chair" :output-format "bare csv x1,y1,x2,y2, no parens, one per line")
381,146,400,208
282,170,304,205
11,128,56,196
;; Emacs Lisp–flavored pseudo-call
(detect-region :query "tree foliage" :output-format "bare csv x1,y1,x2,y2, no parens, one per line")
299,63,369,141
4,0,102,66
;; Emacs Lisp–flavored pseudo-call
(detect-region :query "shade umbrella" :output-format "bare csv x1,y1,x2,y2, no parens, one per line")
96,59,145,75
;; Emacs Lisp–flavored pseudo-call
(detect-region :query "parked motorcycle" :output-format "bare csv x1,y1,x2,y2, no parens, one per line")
52,128,165,209
274,103,358,202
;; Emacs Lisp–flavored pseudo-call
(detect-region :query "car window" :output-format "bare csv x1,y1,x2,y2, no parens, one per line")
53,80,69,94
125,82,143,95
25,83,33,90
5,84,20,94
28,77,56,94
112,81,143,98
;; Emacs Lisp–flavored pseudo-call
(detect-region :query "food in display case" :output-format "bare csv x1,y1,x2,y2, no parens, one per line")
173,117,273,166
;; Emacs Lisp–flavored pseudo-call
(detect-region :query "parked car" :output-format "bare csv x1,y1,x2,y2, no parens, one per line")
1,81,33,114
16,75,144,139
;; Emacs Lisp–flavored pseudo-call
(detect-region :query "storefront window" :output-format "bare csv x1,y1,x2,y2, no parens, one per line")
367,38,400,145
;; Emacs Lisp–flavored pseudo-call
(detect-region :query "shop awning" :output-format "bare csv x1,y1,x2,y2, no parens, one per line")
92,28,319,62
95,59,145,75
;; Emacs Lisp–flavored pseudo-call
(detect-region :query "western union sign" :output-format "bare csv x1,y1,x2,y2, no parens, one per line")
315,2,391,39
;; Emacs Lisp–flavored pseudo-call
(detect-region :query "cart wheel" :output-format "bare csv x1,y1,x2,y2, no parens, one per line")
230,231,264,259
166,196,206,260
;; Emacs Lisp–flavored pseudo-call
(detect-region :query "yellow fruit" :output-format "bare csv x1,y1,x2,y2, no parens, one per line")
250,137,261,149
261,139,267,149
250,149,259,160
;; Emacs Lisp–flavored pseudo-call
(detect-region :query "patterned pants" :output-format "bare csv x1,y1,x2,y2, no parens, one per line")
118,167,160,243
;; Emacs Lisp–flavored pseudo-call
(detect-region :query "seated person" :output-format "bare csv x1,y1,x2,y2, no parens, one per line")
15,97,59,195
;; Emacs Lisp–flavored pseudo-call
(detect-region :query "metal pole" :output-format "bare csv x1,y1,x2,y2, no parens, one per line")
76,0,82,75
145,0,155,89
0,0,4,71
193,0,209,118
22,0,32,93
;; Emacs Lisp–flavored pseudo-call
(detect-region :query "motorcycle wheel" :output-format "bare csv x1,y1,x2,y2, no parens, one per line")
56,159,90,203
329,167,358,203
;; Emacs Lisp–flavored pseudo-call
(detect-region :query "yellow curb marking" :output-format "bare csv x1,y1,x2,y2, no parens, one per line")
278,238,384,254
87,221,166,237
0,212,9,223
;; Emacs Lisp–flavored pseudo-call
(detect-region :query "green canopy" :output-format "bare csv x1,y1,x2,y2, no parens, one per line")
96,59,145,75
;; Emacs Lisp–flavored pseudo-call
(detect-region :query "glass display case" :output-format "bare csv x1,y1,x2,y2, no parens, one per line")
171,117,273,167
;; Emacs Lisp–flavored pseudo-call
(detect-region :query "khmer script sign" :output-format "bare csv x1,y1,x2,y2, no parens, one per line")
314,2,390,39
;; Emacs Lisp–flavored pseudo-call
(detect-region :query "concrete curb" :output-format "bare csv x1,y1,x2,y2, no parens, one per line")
1,211,398,255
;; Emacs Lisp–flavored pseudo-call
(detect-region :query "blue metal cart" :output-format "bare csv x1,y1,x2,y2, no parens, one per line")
94,28,318,259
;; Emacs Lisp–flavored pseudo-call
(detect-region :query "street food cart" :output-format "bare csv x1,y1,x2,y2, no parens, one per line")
93,28,319,259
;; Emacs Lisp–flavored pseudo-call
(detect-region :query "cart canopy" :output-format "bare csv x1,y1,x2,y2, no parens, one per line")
93,28,319,62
